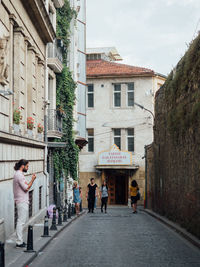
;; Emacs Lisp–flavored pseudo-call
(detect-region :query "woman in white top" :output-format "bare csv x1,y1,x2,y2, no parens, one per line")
100,180,109,213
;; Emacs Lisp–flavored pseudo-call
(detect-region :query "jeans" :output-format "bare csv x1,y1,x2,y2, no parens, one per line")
16,202,29,245
101,197,108,211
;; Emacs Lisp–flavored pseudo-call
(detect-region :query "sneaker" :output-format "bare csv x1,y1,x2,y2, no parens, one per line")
105,210,107,213
101,209,103,213
16,242,26,248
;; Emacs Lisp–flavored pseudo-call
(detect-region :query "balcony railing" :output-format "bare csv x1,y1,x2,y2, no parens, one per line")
48,39,63,62
47,109,63,138
47,39,64,73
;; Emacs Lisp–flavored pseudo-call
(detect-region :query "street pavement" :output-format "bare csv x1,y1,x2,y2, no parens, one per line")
29,207,200,267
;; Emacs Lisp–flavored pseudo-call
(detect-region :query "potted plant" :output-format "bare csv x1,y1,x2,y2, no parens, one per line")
37,123,44,140
37,123,44,133
13,108,22,133
27,117,34,137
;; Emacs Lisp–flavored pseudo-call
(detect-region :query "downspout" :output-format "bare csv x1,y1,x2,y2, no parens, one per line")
144,145,147,209
44,44,49,207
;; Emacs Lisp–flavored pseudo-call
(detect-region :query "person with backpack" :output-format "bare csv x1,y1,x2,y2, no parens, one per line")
130,179,140,214
100,180,109,213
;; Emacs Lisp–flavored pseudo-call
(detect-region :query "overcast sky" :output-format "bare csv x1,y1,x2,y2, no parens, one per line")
86,0,200,75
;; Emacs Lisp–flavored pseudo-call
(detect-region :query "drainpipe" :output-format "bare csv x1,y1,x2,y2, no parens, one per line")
144,145,147,209
44,44,49,208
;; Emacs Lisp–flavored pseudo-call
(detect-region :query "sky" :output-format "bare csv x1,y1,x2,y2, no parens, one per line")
86,0,200,75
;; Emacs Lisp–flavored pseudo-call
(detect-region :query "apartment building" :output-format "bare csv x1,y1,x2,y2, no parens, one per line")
79,47,165,207
68,0,87,147
0,0,63,241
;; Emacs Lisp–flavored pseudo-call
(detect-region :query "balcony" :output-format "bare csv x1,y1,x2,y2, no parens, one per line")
47,109,63,138
21,0,56,43
47,39,64,73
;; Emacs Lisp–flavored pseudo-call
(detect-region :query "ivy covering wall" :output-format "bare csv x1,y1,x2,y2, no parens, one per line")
53,0,79,181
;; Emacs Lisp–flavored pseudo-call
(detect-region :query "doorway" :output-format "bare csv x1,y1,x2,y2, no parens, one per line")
106,171,128,205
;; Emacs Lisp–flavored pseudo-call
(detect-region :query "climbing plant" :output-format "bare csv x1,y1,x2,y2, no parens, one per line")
53,0,79,181
163,34,200,139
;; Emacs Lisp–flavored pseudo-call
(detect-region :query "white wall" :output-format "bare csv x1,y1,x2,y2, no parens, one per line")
80,76,164,172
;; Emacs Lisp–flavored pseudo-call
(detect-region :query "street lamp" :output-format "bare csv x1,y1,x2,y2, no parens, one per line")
134,102,154,120
134,102,155,210
0,89,14,96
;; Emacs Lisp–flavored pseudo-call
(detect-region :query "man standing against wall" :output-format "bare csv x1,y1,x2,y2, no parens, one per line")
13,159,36,248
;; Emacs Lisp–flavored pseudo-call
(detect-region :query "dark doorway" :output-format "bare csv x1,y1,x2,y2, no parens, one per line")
115,175,127,204
106,170,128,205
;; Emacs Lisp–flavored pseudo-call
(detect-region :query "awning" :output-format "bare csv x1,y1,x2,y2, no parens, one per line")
95,164,139,170
75,137,88,149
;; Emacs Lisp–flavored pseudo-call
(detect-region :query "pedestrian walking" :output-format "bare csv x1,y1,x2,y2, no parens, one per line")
86,178,98,213
73,181,81,215
130,180,140,214
100,180,109,213
13,159,36,248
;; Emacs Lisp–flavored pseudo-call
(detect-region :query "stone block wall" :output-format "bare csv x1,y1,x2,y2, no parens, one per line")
147,35,200,238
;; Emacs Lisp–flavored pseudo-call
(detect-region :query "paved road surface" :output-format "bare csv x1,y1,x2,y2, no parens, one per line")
30,207,200,267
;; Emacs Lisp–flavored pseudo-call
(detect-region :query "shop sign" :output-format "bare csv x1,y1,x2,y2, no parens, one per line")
98,144,132,165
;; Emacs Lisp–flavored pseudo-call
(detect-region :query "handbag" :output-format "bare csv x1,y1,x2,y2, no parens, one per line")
136,191,141,200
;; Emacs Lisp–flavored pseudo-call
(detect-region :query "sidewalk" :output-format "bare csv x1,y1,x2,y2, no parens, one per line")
5,210,86,267
142,208,200,249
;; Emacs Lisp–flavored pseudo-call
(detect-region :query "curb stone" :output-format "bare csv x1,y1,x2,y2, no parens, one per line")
142,208,200,250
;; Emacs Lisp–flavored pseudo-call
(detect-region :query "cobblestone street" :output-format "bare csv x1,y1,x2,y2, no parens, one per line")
29,207,200,267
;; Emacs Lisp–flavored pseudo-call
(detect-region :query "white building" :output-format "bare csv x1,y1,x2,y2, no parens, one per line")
63,0,87,203
79,48,165,207
68,0,87,148
0,0,63,241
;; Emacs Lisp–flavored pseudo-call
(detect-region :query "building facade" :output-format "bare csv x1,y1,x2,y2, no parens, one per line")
68,0,87,148
0,0,64,241
47,0,87,207
79,48,165,207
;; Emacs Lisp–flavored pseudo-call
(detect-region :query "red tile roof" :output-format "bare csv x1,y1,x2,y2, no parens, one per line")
87,59,155,78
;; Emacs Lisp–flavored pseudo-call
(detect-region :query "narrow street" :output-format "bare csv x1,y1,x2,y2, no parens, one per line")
30,207,200,267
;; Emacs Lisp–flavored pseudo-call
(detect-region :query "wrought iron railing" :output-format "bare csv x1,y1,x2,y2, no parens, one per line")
47,109,63,133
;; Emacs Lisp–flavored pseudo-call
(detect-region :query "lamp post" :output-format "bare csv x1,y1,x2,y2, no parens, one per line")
134,102,154,120
134,102,154,210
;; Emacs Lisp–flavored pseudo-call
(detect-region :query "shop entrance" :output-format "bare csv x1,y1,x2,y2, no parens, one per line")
106,170,129,205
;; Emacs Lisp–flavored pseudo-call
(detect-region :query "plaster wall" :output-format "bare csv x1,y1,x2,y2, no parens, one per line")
80,76,164,172
69,0,86,139
79,75,164,203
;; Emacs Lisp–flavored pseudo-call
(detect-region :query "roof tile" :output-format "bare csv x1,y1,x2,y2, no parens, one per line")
87,59,154,78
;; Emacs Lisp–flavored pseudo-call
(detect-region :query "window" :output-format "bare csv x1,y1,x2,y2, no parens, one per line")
87,84,94,108
39,186,42,210
114,84,121,107
127,128,134,152
114,129,121,149
87,128,94,152
127,83,134,107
